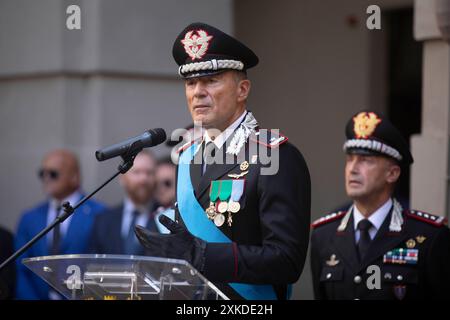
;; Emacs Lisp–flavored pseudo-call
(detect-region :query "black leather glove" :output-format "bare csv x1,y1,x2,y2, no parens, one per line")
134,215,207,272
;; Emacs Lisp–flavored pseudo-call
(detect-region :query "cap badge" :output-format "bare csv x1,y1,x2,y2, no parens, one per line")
353,112,382,139
181,29,213,60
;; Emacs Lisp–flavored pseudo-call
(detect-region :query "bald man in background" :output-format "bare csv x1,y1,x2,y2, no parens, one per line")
15,149,106,300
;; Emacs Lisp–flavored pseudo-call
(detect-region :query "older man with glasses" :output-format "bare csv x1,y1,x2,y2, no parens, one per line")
14,149,106,300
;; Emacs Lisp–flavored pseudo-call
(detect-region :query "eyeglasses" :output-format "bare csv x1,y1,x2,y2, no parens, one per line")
158,179,173,188
38,168,60,181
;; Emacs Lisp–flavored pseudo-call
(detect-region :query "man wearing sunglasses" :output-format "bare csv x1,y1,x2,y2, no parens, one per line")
152,158,177,234
155,158,176,211
14,149,106,300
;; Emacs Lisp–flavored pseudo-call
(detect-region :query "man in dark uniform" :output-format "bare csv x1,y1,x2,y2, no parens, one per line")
310,111,450,300
134,22,311,300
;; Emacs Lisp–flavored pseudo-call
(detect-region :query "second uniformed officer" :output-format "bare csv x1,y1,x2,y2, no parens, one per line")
134,22,311,300
310,111,450,300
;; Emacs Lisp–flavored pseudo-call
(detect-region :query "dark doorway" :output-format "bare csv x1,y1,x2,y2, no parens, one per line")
387,8,422,208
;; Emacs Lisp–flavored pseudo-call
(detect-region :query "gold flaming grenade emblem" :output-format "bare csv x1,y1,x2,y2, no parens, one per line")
353,112,381,139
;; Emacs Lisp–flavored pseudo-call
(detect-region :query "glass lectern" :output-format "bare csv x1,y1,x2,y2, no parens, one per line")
23,254,228,300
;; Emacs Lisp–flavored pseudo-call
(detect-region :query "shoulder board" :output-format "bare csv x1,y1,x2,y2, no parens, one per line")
176,138,202,154
311,211,347,229
405,210,448,227
250,129,288,149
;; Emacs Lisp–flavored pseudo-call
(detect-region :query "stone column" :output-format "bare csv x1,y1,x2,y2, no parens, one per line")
411,0,450,218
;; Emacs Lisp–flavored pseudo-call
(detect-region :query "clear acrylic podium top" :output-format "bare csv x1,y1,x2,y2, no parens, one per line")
23,254,228,300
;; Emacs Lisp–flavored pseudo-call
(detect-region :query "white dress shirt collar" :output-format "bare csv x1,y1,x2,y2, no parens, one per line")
204,110,247,150
353,198,392,240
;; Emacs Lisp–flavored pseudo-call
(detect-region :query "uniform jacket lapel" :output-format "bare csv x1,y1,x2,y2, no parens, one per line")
190,142,203,195
190,132,242,202
333,210,360,274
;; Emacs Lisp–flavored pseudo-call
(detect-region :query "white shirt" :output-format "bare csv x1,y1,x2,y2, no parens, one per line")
353,198,392,243
46,190,82,245
120,197,153,239
202,110,247,172
204,110,247,149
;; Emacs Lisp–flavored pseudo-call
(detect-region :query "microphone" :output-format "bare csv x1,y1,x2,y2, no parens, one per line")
96,128,166,161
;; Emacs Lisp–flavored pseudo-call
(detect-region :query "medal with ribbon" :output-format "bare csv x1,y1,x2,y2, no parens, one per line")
218,180,232,213
206,180,220,220
383,248,418,265
227,179,245,226
215,180,232,227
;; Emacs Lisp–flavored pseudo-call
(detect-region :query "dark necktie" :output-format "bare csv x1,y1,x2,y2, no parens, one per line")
124,210,141,255
51,205,62,255
357,219,373,261
202,141,217,175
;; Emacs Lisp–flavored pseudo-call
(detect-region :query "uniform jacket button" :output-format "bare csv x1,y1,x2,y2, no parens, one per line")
354,275,362,284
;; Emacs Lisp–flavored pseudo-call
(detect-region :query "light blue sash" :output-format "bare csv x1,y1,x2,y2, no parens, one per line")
177,143,278,300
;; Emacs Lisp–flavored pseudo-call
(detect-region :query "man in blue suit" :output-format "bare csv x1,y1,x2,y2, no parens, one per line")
15,149,106,300
89,151,172,256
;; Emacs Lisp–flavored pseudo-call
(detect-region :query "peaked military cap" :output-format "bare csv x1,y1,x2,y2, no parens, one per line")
172,22,259,78
343,111,414,165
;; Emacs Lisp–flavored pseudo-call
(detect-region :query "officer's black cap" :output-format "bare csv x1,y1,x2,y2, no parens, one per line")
343,111,414,165
172,22,259,78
